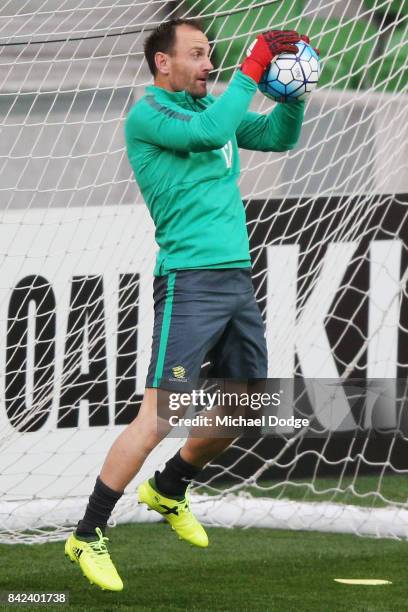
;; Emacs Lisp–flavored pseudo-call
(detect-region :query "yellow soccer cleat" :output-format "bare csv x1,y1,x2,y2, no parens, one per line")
137,479,208,548
64,527,123,592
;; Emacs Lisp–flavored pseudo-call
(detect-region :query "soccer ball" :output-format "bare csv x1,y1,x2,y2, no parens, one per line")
258,40,321,103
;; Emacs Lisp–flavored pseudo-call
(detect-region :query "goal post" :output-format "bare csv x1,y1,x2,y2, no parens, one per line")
1,0,408,544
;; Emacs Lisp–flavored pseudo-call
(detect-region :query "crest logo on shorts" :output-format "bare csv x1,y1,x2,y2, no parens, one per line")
172,365,186,379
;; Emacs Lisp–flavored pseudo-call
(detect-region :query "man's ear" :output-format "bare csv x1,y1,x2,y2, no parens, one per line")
155,52,170,75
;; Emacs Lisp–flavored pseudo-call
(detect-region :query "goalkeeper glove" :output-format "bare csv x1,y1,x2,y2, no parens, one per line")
241,30,300,83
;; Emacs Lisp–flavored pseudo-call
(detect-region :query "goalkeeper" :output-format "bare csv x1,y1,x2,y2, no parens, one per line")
65,18,311,591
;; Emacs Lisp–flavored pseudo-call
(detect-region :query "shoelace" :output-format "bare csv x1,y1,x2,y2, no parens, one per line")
88,527,110,559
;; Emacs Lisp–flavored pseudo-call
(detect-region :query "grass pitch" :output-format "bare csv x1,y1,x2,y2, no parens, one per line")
1,523,407,612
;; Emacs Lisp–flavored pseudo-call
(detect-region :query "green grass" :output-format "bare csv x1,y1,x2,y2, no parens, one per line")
199,474,408,508
1,523,407,611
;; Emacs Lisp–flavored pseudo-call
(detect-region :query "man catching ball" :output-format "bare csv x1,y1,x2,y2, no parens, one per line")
64,18,311,591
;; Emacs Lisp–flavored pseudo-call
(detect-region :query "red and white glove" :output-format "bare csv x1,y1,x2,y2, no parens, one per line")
241,30,301,83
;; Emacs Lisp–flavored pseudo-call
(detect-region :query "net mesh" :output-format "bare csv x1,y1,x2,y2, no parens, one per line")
1,0,408,543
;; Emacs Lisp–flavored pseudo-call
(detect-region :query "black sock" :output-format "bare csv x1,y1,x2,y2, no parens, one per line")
154,450,202,498
75,476,123,539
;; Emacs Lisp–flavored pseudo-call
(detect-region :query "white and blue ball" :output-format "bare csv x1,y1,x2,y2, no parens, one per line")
259,41,321,102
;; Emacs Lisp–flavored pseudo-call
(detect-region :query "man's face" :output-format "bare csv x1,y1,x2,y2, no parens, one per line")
161,25,213,98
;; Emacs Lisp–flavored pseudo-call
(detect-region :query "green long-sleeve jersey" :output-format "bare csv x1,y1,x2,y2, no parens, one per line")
125,70,304,276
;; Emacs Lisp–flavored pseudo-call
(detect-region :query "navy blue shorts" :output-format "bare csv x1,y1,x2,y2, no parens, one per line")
146,269,268,391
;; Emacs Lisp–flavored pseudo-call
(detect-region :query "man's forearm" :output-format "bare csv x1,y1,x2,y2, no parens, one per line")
236,100,305,152
190,71,258,149
267,100,305,150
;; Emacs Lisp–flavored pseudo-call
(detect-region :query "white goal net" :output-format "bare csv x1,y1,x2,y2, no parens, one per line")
1,0,408,544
